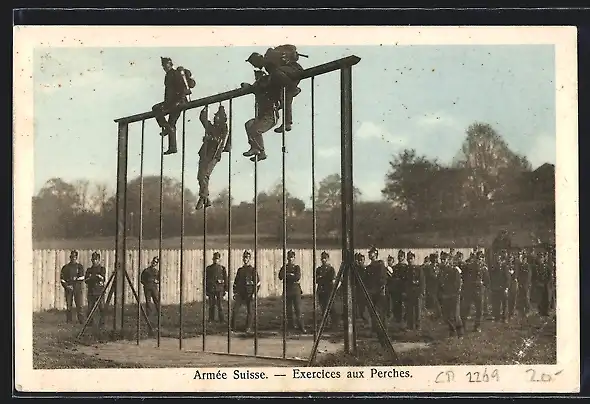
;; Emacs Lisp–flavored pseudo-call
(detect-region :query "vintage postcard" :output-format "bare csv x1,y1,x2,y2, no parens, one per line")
13,25,579,393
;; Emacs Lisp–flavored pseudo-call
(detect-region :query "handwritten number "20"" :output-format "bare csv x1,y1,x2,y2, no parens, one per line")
466,368,499,382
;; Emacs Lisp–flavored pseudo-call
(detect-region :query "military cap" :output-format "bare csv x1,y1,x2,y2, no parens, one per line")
359,254,365,260
429,253,437,259
243,249,252,258
440,251,449,258
456,251,463,257
354,252,362,260
368,246,378,254
397,249,406,256
70,250,78,257
215,104,227,122
91,251,100,260
387,254,394,260
321,251,329,259
407,251,415,259
213,251,221,259
151,256,159,264
245,52,264,64
287,250,296,258
161,57,172,65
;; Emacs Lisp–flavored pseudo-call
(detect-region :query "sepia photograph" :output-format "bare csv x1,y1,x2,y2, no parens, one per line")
13,25,579,393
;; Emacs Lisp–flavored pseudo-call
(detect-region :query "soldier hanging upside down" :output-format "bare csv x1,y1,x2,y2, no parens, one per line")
152,57,196,156
196,104,230,210
245,44,306,133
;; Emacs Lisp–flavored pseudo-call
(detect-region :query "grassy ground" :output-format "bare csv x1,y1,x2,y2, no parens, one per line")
33,294,556,369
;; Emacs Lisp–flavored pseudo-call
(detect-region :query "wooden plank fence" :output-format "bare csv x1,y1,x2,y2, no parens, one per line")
32,247,476,312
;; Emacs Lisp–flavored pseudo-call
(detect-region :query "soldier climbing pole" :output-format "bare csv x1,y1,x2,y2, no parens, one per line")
84,54,397,364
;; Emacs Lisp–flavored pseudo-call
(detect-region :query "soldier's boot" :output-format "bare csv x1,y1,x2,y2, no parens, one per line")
250,151,267,162
196,197,212,210
159,124,171,137
242,147,260,157
274,123,292,133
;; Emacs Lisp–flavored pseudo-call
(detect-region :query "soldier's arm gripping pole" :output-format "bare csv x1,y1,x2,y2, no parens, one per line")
307,261,346,365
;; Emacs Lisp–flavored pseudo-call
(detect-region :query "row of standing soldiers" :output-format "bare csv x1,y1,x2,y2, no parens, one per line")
350,246,556,337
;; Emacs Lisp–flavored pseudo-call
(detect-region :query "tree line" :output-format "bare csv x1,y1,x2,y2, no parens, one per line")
33,122,554,244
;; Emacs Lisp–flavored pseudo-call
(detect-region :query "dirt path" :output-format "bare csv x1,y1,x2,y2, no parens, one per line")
75,334,430,368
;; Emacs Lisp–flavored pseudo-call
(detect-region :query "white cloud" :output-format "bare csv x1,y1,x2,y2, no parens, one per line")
317,146,340,158
355,121,409,146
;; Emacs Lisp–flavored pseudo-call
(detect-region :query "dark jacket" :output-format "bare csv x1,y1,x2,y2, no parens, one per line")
164,68,188,105
490,257,511,290
206,263,228,294
60,262,85,288
233,264,260,297
278,263,302,295
438,263,462,297
315,264,336,294
85,265,106,295
364,259,388,295
406,264,426,296
199,108,228,160
141,266,159,287
462,260,491,288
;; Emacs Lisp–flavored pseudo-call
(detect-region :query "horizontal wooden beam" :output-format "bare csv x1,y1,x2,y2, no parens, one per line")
114,55,361,125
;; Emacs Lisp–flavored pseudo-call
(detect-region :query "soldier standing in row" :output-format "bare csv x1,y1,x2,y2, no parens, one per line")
517,248,533,316
315,251,338,329
490,249,511,323
405,251,425,331
141,257,160,317
354,253,368,322
84,251,106,327
536,250,554,317
364,247,388,334
59,250,85,324
206,252,228,323
278,250,306,333
230,250,260,333
438,251,463,337
152,57,195,156
385,255,397,320
460,250,490,333
393,250,409,326
196,105,230,210
425,252,442,318
506,250,519,321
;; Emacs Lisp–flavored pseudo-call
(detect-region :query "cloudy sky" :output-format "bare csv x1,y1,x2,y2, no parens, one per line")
33,44,555,206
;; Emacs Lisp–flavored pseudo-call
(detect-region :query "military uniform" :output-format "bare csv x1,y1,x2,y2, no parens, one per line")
516,251,532,316
438,253,463,337
506,254,519,320
490,252,511,322
60,250,85,324
364,247,388,333
196,105,230,210
242,71,280,162
353,253,368,321
392,251,409,325
84,252,106,326
405,252,426,330
424,253,442,318
536,252,554,316
206,252,228,322
141,257,160,316
230,250,260,332
278,251,306,331
152,57,192,155
315,252,338,328
460,252,490,332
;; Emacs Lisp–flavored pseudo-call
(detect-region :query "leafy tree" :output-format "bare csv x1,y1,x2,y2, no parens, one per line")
315,173,362,211
381,149,440,217
453,122,532,207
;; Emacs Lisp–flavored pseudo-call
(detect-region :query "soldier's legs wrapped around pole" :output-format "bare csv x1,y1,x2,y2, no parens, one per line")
244,111,276,156
152,102,169,132
197,156,219,199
